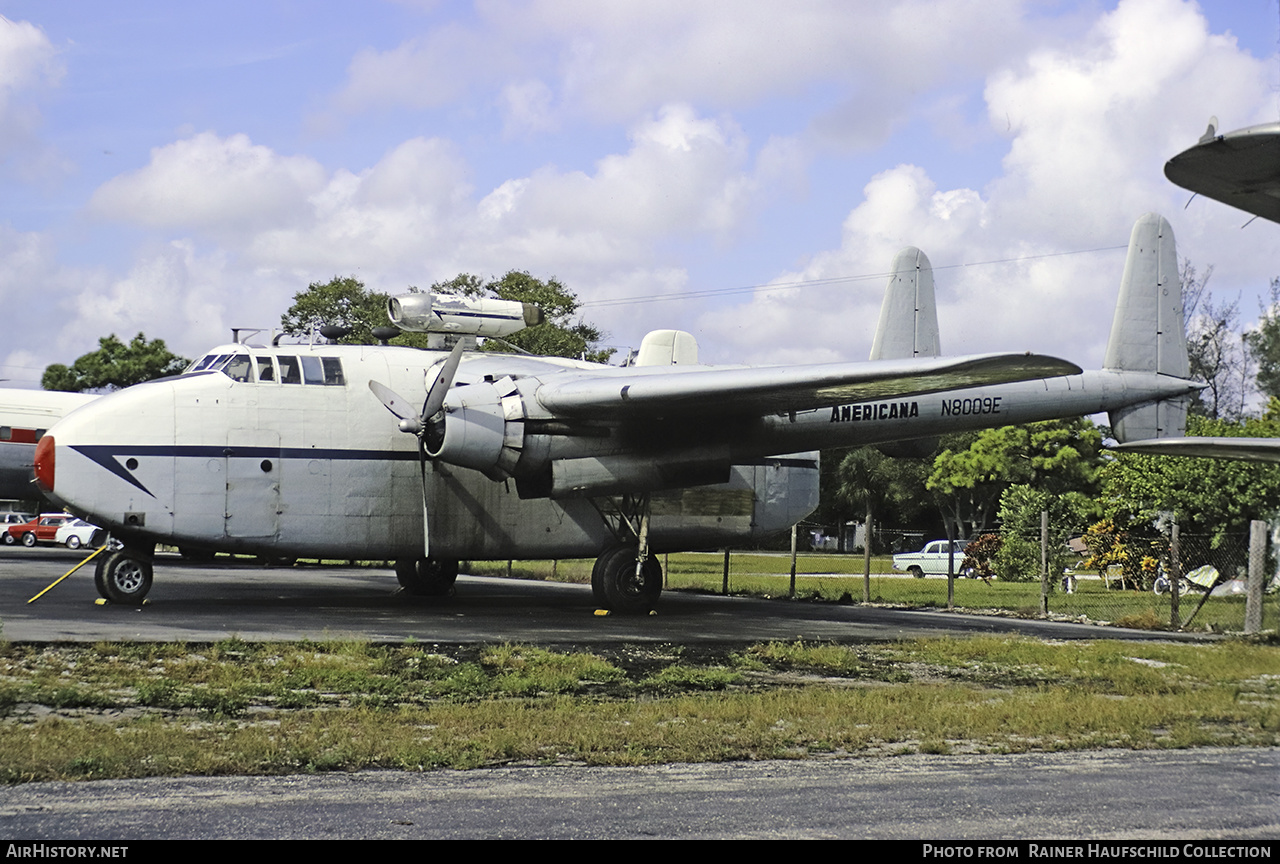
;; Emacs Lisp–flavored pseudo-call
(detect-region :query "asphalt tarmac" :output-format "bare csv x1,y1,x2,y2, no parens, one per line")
1,546,1210,644
3,750,1278,840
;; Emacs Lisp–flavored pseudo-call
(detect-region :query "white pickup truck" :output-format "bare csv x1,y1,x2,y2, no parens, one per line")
892,539,971,578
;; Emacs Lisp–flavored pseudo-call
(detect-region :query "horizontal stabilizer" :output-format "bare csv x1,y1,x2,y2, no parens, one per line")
536,353,1082,418
1113,437,1280,463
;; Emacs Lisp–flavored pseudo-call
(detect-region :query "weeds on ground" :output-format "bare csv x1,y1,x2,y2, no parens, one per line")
0,637,1275,782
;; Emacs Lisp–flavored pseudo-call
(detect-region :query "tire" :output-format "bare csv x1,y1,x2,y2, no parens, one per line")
21,532,36,548
908,565,925,579
2,532,14,545
99,551,153,605
65,535,82,550
591,542,662,613
395,558,459,596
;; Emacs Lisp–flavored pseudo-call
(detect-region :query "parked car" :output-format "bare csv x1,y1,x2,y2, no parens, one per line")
0,513,35,545
892,539,971,578
6,513,76,547
54,519,105,550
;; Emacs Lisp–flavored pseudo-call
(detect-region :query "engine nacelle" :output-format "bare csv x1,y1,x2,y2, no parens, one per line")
388,292,543,338
426,377,526,480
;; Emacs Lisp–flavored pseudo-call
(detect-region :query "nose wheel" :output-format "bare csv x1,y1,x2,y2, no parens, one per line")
94,545,154,606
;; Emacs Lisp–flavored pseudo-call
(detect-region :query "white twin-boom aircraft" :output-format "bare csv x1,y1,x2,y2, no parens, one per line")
16,213,1198,613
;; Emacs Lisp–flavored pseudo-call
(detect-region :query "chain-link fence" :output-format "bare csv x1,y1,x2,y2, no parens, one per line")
778,520,1278,632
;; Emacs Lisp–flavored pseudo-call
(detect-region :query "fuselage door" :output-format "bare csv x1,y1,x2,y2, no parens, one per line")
225,429,281,539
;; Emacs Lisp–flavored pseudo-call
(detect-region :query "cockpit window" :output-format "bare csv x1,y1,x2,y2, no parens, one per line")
182,351,344,386
224,355,252,383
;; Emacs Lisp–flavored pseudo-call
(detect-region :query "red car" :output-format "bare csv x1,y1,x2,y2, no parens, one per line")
7,513,76,547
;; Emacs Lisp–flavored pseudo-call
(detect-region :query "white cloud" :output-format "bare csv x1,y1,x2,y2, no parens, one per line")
0,16,65,174
699,0,1280,368
330,0,1031,144
88,133,328,236
17,0,1279,387
71,106,781,349
984,0,1271,245
501,79,558,136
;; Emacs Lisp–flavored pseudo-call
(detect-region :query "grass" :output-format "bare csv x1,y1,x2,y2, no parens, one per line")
0,636,1276,782
466,553,1276,633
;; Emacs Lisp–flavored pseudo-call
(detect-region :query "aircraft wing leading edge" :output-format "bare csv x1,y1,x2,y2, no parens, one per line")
534,353,1083,418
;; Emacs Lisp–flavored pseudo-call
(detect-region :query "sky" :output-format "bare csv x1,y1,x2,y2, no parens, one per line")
1,0,1279,388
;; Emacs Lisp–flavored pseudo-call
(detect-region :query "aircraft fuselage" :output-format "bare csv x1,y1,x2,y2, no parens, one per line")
38,341,1194,562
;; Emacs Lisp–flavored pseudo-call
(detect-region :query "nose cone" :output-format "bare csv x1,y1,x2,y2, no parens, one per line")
43,379,179,524
33,435,54,494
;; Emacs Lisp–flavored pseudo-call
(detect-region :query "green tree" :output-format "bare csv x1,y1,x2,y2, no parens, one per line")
1245,278,1280,401
1098,407,1280,545
926,418,1104,538
825,447,934,552
282,272,610,361
436,270,611,361
280,275,390,345
42,334,189,393
992,484,1095,582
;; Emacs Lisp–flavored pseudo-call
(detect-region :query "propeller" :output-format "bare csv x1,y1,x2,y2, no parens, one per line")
368,341,466,557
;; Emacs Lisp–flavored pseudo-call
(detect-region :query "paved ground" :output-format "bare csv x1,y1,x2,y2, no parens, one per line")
2,749,1277,839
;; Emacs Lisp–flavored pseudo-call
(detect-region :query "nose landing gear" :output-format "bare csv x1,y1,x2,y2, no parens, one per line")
95,544,154,606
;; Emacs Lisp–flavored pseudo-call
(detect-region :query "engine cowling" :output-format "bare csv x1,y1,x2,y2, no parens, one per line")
426,377,526,480
388,292,543,338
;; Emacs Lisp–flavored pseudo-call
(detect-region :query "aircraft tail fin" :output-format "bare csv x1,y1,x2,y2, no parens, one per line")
870,247,940,361
872,247,942,458
1104,213,1192,442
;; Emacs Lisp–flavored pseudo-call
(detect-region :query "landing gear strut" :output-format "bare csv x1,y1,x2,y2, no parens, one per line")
395,557,459,596
94,543,155,605
589,492,662,613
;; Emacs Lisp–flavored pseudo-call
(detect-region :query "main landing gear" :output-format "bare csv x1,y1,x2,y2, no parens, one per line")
94,543,154,606
589,492,663,614
395,557,459,596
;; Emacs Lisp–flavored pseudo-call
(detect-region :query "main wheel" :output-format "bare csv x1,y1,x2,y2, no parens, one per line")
591,542,662,613
98,550,153,605
395,558,459,596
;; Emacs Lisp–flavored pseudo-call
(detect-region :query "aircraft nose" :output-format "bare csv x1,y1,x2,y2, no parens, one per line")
33,434,54,493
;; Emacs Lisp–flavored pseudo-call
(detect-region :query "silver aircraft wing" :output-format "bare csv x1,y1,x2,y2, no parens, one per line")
1165,120,1280,225
535,352,1082,418
1112,437,1280,463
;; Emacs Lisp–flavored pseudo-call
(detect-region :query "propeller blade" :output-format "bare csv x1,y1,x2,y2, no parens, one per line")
419,437,431,558
368,380,423,433
422,341,465,420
